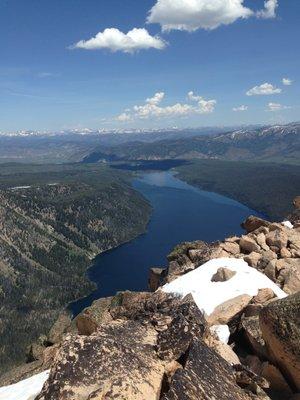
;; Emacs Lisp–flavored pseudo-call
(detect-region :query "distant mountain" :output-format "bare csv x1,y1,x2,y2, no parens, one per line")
86,123,300,165
0,126,259,164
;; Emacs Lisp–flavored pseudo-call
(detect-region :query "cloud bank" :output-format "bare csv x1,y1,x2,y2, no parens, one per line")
70,28,166,53
116,91,216,122
147,0,278,32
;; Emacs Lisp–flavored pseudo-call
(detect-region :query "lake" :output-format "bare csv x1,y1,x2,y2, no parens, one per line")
70,170,261,316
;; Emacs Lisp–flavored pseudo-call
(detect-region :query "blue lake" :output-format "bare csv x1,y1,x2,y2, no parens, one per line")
70,171,260,315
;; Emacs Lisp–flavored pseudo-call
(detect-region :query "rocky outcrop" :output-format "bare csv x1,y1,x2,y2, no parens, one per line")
3,207,300,399
260,292,300,392
37,321,165,400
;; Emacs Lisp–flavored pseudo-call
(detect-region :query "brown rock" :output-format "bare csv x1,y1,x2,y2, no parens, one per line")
261,362,293,398
211,267,236,282
220,241,241,255
264,260,277,282
244,252,262,268
260,292,300,391
149,267,165,291
162,339,254,400
241,315,267,359
277,258,300,294
75,296,113,335
204,331,240,365
242,216,270,233
281,247,292,258
37,320,165,400
240,236,261,254
293,196,300,209
256,233,270,251
266,230,288,250
207,294,252,326
252,289,276,305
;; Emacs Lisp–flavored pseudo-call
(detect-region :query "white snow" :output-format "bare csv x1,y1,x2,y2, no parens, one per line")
282,220,293,229
210,325,230,344
162,258,287,316
0,370,49,400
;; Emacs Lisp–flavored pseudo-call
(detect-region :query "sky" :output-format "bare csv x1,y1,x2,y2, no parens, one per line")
0,0,299,131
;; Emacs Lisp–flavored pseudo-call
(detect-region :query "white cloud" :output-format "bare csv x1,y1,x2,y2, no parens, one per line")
116,91,216,122
246,82,282,96
116,113,132,122
70,28,167,53
257,0,278,19
267,102,290,112
282,77,292,86
147,0,253,31
38,72,59,78
233,105,248,112
146,92,165,105
147,0,279,32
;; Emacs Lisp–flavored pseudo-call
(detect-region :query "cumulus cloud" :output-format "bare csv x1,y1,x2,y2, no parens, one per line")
147,0,278,32
282,77,292,86
233,105,248,112
116,113,132,122
267,102,290,112
70,28,166,53
116,91,216,122
246,83,282,96
257,0,278,19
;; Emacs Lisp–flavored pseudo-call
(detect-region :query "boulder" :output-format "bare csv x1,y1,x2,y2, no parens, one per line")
36,320,165,400
204,331,240,365
242,216,270,233
244,252,262,268
240,236,261,254
75,296,113,335
162,339,254,400
266,230,288,250
260,292,300,391
256,233,270,251
149,267,165,291
211,267,236,282
241,315,267,359
220,241,240,255
207,295,252,326
275,259,300,294
293,197,300,209
261,362,293,398
252,288,276,305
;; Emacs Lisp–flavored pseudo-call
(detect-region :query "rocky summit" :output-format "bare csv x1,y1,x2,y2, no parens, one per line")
1,198,300,400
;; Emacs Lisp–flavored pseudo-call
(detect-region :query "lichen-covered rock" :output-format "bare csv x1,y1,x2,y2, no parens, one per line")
36,320,165,400
161,339,254,400
260,292,300,391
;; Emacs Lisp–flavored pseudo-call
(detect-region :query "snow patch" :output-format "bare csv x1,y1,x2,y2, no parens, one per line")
210,325,230,344
162,258,287,316
0,370,49,400
282,220,293,229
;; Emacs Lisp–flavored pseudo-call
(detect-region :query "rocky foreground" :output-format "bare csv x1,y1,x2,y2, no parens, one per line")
1,198,300,400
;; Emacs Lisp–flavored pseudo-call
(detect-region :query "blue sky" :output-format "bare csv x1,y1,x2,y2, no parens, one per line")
0,0,299,131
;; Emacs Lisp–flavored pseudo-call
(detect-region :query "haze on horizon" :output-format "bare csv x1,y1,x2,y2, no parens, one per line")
0,0,299,131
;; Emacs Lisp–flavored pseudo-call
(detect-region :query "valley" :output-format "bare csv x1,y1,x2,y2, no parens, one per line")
0,164,151,373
